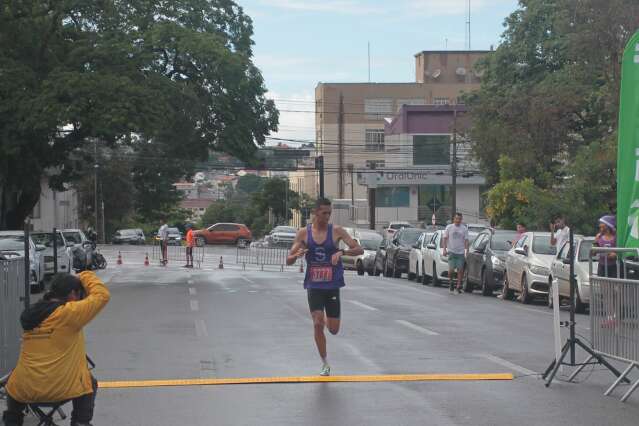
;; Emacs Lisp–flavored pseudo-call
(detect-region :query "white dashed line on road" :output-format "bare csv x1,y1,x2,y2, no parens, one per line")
348,300,379,311
480,353,537,377
190,300,199,312
189,287,197,296
395,319,439,336
194,319,208,338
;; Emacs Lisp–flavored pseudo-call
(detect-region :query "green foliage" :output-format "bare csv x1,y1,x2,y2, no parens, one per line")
0,0,278,229
236,174,264,194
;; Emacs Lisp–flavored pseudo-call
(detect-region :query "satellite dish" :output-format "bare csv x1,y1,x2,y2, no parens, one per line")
432,69,441,79
456,67,467,76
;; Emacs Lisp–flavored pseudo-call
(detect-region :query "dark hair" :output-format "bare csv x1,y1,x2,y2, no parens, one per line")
517,221,526,227
315,198,332,209
454,212,463,218
44,274,83,301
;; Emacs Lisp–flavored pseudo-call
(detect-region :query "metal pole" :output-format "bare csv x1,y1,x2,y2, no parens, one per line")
94,139,99,231
369,187,376,230
338,92,344,198
569,226,576,365
451,107,458,217
349,164,355,220
23,221,30,310
317,156,325,199
52,227,58,274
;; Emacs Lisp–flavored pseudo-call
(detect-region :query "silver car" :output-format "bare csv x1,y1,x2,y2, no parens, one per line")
31,231,73,275
0,231,47,292
341,230,382,275
504,232,556,303
548,237,595,313
267,226,297,247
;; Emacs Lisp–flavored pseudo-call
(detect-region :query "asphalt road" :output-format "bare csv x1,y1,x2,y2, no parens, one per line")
7,244,639,425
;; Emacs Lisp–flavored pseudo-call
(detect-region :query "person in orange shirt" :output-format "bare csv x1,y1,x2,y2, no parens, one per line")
184,224,194,268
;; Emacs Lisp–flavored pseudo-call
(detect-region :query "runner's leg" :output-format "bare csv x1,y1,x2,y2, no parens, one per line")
311,310,327,359
325,289,341,335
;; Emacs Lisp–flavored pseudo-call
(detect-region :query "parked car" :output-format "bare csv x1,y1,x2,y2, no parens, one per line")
31,231,73,275
194,223,252,247
503,232,556,303
548,237,595,313
384,221,414,240
408,232,434,282
267,225,297,247
341,230,382,275
167,227,182,245
113,229,145,245
0,231,46,292
422,230,450,286
467,223,490,234
62,229,89,247
464,229,518,296
384,228,426,278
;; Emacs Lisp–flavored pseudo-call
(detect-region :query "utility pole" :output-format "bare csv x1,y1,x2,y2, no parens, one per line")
94,139,99,231
338,92,344,199
368,164,377,231
451,107,458,218
316,156,325,198
348,164,355,220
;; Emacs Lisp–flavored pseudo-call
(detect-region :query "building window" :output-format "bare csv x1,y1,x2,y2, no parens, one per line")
413,135,450,165
365,99,393,120
433,97,450,105
376,187,410,208
365,160,385,169
365,129,385,152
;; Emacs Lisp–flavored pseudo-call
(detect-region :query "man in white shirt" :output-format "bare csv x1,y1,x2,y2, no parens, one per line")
158,221,169,266
442,212,470,294
550,216,570,252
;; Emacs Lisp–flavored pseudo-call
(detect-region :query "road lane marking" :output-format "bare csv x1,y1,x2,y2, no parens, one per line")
480,354,537,377
364,276,445,298
99,373,513,389
190,300,199,312
194,319,208,338
241,276,255,284
348,300,378,311
395,320,439,336
188,287,197,296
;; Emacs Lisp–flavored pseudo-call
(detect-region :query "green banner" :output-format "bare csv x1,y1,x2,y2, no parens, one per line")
617,30,639,248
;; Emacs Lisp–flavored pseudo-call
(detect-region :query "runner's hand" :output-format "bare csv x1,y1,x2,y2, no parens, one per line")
331,251,343,266
292,247,307,258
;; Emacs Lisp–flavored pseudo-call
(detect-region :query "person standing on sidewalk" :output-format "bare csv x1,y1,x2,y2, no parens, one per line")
184,224,194,268
595,215,618,278
550,215,570,252
442,212,469,294
158,220,169,266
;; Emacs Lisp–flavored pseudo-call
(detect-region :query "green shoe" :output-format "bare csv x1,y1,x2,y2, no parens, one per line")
320,364,331,376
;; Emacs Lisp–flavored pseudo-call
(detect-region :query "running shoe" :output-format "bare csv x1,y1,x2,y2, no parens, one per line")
320,364,331,376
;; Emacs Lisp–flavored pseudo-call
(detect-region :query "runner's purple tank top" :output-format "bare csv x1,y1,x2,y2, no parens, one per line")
303,224,345,290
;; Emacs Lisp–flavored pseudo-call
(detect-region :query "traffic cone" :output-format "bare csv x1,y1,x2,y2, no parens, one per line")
299,260,304,273
218,256,224,269
144,253,149,266
117,251,122,265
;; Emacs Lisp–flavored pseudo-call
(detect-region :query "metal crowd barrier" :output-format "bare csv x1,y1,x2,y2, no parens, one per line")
236,246,301,271
151,240,204,268
589,247,639,402
0,258,26,378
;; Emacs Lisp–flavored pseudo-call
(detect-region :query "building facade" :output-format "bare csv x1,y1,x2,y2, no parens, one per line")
30,179,80,231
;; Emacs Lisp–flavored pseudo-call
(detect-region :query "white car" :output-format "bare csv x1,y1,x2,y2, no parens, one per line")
267,225,297,247
384,221,414,240
0,231,47,292
341,230,383,275
62,229,89,247
548,237,595,313
503,231,556,303
408,232,434,282
31,231,73,276
422,230,450,286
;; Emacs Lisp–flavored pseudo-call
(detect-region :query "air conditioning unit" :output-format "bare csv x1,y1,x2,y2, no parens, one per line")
456,67,467,76
431,69,441,79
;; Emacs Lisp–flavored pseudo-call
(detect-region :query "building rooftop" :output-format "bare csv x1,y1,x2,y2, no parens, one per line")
414,50,492,56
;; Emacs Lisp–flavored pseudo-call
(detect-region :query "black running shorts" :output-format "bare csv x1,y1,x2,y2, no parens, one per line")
307,288,341,319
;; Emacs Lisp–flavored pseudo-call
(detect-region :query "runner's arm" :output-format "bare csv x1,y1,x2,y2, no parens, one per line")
334,227,364,256
286,229,307,265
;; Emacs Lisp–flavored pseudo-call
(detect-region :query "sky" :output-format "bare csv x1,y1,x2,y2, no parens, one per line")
239,0,521,142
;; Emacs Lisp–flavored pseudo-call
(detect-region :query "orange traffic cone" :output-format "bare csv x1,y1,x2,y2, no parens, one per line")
218,256,224,269
299,260,304,273
144,253,149,266
117,251,122,265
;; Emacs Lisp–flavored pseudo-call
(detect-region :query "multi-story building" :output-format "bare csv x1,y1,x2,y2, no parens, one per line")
312,50,490,227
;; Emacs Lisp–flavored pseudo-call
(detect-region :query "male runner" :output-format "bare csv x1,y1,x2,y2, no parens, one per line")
287,198,363,376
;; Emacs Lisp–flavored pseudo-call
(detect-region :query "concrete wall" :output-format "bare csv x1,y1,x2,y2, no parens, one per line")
30,180,80,231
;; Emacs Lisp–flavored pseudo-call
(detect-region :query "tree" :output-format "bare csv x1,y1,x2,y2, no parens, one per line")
236,174,264,194
0,0,278,229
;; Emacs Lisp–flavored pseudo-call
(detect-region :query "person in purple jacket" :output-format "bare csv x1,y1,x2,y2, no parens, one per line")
287,198,363,376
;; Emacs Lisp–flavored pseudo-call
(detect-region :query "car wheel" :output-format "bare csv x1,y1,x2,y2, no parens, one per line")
463,268,473,293
357,261,365,276
432,263,440,287
196,237,206,247
520,275,531,304
422,262,430,285
501,274,514,300
481,269,492,296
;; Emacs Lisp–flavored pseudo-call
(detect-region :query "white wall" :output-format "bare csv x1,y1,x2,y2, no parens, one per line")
30,180,80,231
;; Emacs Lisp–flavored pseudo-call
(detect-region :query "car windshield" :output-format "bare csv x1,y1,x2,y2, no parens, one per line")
274,226,296,233
360,234,383,250
31,233,64,247
532,236,556,255
491,232,517,251
0,235,25,251
63,232,82,244
121,229,137,235
399,230,423,245
468,226,487,233
168,228,180,234
390,223,412,230
578,240,595,262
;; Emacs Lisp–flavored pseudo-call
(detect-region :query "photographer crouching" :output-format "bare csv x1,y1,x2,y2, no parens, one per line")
2,271,110,426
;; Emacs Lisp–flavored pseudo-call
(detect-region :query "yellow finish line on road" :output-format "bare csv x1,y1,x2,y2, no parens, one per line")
99,373,513,389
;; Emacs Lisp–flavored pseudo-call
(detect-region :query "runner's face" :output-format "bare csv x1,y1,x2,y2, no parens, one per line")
314,205,332,224
453,215,462,225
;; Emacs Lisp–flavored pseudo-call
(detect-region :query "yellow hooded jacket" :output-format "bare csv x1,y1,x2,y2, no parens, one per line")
6,271,110,403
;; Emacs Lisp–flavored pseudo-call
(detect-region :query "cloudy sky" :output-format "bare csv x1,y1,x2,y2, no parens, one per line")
239,0,520,141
